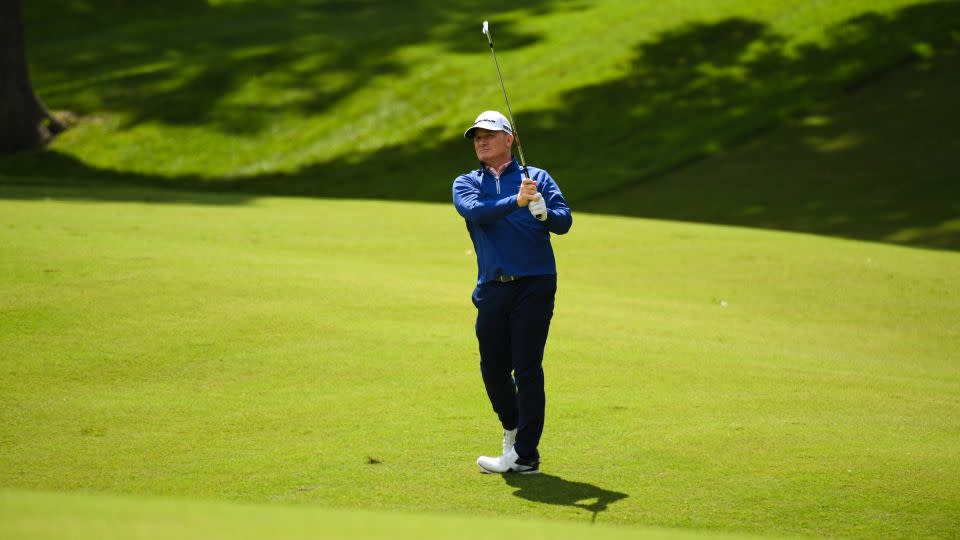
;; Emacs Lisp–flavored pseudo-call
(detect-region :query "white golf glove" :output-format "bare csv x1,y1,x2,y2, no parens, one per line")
528,196,548,221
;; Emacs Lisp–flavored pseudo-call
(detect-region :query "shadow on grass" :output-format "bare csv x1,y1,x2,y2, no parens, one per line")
0,151,259,205
22,0,562,134
4,1,959,249
503,473,628,523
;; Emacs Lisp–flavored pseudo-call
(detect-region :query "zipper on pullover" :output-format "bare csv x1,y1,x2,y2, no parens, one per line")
487,169,501,194
479,164,506,195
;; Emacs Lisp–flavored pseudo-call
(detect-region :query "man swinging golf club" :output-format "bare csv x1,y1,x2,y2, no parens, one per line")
452,110,572,474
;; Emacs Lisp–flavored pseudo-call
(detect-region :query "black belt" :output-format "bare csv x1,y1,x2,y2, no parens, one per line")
495,275,522,283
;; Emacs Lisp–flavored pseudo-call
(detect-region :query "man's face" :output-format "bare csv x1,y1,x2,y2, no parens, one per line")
473,129,513,166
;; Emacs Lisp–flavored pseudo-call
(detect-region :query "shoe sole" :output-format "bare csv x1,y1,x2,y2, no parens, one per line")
477,464,540,475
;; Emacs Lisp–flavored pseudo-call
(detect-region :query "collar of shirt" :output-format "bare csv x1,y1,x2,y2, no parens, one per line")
484,159,513,178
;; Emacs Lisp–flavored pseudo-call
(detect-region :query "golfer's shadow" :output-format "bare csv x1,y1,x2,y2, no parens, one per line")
503,473,628,522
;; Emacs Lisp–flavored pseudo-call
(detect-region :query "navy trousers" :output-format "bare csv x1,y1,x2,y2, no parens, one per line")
472,274,556,460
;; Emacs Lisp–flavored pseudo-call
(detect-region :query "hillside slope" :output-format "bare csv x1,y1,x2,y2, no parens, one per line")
2,1,958,248
582,42,959,249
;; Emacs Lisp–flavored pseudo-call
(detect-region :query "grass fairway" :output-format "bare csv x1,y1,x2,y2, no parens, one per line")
1,188,958,538
3,0,958,537
0,490,762,540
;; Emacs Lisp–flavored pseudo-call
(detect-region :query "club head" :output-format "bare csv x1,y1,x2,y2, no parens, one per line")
482,21,492,42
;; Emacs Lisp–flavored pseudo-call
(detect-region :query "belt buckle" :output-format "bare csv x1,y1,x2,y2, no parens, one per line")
497,274,518,283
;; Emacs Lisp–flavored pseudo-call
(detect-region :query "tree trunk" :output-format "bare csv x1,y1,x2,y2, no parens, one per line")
0,0,66,153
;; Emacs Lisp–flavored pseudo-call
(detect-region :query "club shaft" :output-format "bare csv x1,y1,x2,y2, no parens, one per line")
487,43,529,178
485,25,543,219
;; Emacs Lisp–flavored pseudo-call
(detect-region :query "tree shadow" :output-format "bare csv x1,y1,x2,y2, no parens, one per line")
5,1,959,248
0,151,256,205
22,0,563,135
551,2,960,250
515,1,960,202
503,473,629,523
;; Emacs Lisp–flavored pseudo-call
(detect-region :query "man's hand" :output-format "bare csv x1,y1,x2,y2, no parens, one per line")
528,196,548,221
516,178,538,207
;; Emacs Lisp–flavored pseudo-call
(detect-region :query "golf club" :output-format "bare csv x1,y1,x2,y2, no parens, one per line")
482,20,545,221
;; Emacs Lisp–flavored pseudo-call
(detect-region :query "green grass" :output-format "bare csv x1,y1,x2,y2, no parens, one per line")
1,190,958,538
0,490,763,540
3,0,958,247
2,0,959,537
581,42,960,249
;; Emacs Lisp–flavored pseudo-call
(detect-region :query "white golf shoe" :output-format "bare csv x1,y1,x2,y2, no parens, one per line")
477,446,540,474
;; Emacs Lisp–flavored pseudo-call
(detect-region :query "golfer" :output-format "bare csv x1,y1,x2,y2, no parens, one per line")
452,110,572,474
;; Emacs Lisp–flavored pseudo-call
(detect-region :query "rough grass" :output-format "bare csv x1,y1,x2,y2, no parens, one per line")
581,43,960,249
4,0,959,248
1,190,958,538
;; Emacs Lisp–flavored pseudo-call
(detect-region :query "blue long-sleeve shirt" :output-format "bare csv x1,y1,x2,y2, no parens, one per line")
453,158,572,285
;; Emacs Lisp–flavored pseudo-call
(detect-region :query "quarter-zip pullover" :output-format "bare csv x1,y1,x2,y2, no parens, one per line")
452,158,572,285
